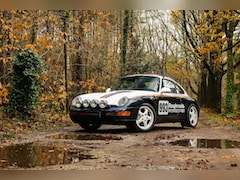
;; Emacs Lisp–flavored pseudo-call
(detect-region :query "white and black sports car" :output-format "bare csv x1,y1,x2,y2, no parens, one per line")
69,74,199,132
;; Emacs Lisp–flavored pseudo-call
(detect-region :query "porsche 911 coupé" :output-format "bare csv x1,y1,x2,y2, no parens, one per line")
69,74,199,132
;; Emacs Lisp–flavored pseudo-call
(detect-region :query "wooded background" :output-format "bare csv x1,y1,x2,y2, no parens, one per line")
0,10,239,115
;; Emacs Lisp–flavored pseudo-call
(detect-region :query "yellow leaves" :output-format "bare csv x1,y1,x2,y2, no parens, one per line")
0,44,18,55
0,57,12,64
3,24,10,30
48,14,57,23
46,45,53,50
170,11,182,24
25,35,53,52
100,21,111,27
79,80,106,93
96,86,106,92
25,44,38,53
57,86,67,99
198,42,221,56
80,80,95,93
0,83,9,104
35,35,54,51
0,87,8,97
40,83,67,111
214,57,223,64
101,12,112,19
68,81,76,88
198,47,209,55
206,42,220,51
221,155,235,159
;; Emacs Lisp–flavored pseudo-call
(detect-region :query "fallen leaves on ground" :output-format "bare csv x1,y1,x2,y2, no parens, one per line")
0,110,73,145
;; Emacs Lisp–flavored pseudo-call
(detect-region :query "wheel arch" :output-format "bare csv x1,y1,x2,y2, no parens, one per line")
128,96,158,112
140,96,158,110
183,98,200,116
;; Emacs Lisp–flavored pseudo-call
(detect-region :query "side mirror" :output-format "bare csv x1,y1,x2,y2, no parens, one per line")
106,88,111,92
160,87,171,93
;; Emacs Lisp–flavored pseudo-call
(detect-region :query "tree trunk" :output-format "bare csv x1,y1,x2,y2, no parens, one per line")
224,16,237,114
198,66,207,107
206,72,222,112
31,10,38,44
121,10,130,76
226,50,234,113
63,12,69,113
0,12,3,105
1,11,12,87
199,57,223,112
0,11,4,85
73,11,85,85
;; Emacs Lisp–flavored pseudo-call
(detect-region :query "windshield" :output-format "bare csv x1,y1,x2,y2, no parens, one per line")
112,76,160,92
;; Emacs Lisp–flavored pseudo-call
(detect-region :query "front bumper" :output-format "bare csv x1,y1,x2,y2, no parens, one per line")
69,106,139,125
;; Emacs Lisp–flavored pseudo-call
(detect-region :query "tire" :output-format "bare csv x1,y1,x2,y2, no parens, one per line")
79,122,101,132
180,122,187,128
186,104,199,128
133,103,156,132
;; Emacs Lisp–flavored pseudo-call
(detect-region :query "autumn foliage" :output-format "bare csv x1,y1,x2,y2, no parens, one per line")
0,10,239,121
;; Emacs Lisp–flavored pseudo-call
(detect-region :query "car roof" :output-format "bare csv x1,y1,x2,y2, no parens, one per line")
122,74,187,94
123,74,171,80
121,74,188,95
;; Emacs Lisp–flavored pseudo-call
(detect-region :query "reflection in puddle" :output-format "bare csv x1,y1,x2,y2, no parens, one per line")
170,139,240,149
49,134,122,141
0,142,93,168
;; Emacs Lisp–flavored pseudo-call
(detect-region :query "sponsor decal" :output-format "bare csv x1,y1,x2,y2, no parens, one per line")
158,100,185,115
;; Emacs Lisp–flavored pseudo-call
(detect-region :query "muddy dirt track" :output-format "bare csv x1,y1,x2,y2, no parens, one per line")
1,114,240,170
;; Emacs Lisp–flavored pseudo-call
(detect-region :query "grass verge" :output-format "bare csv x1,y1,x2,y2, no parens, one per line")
202,108,240,130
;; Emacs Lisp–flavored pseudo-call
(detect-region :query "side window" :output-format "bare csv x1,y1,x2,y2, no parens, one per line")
162,79,184,94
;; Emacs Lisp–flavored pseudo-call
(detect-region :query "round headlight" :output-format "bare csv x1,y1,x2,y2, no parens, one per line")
75,100,82,108
90,99,98,108
118,96,129,106
99,99,108,108
83,99,90,108
72,97,82,108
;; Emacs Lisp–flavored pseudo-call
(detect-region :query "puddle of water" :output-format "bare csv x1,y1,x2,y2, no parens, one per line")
49,134,122,141
170,139,240,149
0,142,93,168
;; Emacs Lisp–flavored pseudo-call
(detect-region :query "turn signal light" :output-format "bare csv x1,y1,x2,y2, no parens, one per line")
117,111,131,117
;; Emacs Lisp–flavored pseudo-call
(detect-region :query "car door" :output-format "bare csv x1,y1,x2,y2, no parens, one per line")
157,78,185,121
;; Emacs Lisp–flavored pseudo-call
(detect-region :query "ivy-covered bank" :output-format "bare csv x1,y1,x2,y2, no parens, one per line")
5,49,43,119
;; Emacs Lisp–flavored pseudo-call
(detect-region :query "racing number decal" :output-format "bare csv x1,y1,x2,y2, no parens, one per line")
158,100,185,115
158,100,169,115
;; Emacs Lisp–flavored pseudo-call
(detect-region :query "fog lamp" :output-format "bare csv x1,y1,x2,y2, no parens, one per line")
99,99,107,108
83,99,90,108
90,99,98,108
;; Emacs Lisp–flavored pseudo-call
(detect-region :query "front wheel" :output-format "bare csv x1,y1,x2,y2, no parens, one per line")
133,103,156,132
186,104,199,128
79,122,101,132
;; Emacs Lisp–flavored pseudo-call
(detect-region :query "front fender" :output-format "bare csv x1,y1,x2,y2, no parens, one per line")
127,96,158,110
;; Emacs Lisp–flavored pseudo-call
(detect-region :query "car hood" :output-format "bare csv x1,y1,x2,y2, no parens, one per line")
76,90,158,106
